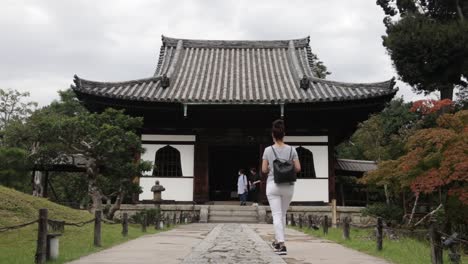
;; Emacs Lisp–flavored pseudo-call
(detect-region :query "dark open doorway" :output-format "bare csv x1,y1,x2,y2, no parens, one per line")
209,146,259,201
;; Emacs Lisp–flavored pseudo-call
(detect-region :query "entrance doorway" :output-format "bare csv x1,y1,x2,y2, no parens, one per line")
209,146,259,201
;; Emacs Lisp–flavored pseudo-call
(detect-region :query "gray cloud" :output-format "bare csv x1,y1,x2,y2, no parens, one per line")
1,0,429,106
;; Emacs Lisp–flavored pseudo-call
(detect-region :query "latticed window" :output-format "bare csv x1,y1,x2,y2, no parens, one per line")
296,147,316,178
153,145,183,177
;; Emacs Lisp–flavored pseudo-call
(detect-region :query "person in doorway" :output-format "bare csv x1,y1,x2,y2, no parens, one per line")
249,168,261,206
262,119,301,255
237,169,248,206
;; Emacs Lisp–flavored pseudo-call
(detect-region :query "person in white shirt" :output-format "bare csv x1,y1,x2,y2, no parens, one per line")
262,119,301,255
237,169,248,206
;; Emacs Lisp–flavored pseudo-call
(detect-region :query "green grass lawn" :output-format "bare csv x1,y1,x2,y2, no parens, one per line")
292,226,467,264
0,221,171,264
0,186,175,264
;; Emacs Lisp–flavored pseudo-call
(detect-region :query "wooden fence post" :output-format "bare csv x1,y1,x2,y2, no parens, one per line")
173,213,177,225
94,210,102,247
291,214,296,226
429,221,443,264
298,215,303,229
35,208,48,264
141,214,147,232
308,215,312,229
155,214,160,230
122,213,128,237
323,215,328,235
331,199,337,228
376,217,383,251
343,217,350,240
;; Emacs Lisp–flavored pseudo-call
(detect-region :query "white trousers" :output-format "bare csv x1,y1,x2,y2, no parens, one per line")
266,182,294,242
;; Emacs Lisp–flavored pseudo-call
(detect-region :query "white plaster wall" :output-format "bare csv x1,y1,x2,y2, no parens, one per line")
141,134,196,141
141,144,194,176
285,136,328,143
289,145,329,179
140,177,193,201
292,179,329,202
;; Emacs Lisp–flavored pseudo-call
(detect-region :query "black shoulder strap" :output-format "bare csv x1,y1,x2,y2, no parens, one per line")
271,145,279,159
289,146,293,160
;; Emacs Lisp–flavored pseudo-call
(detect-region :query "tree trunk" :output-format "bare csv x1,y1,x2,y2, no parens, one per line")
384,184,390,205
455,0,465,22
87,163,102,213
440,86,454,100
88,178,102,213
32,170,43,197
107,190,126,220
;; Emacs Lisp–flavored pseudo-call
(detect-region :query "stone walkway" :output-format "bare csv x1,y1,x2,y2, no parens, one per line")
68,223,390,264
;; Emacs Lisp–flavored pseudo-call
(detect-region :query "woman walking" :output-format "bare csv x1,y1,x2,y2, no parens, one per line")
262,119,301,255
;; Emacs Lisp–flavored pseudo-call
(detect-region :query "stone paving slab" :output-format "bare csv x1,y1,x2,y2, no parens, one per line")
67,223,390,264
250,224,390,264
182,224,285,264
67,224,216,264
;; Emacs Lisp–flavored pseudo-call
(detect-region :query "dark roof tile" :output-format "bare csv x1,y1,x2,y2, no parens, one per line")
72,37,397,104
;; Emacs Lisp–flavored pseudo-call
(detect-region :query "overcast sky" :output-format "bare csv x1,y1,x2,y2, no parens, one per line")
1,0,434,106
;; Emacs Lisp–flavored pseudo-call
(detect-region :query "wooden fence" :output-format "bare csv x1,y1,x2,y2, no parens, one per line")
287,214,466,264
0,208,196,264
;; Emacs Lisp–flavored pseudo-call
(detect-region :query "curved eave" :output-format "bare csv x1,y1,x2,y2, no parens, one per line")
72,75,397,105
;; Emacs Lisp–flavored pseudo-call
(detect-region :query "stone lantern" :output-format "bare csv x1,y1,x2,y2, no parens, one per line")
151,180,165,202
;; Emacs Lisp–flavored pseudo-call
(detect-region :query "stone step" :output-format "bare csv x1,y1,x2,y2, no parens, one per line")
209,205,258,211
208,215,258,223
209,210,258,217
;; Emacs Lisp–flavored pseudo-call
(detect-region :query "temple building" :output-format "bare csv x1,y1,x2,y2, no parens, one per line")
72,36,397,204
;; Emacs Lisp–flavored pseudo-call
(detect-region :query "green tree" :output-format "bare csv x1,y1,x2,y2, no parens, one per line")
0,147,30,192
0,88,37,132
337,98,418,161
55,108,151,218
3,91,151,219
377,0,468,99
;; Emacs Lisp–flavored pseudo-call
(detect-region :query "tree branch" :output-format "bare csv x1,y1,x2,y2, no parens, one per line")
408,193,419,225
413,204,443,227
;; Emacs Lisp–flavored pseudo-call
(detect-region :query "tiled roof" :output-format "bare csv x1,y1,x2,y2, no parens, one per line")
72,36,397,104
335,159,378,172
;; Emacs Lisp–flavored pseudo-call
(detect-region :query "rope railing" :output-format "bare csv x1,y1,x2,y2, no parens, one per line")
438,230,468,246
7,207,194,264
291,213,465,264
0,219,38,232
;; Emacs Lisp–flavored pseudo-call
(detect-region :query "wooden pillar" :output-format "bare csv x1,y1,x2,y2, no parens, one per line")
376,217,383,251
343,217,350,240
122,213,128,236
194,142,209,203
35,209,48,264
328,134,336,202
141,214,147,232
323,215,328,235
94,210,102,247
331,199,337,228
429,221,443,264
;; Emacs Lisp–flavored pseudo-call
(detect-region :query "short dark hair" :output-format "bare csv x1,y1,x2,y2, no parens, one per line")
239,168,246,174
250,167,257,173
272,119,285,140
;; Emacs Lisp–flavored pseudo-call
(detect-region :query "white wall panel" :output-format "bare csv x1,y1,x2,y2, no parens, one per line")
285,136,328,143
141,142,194,177
141,134,196,142
292,179,329,202
140,177,193,201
